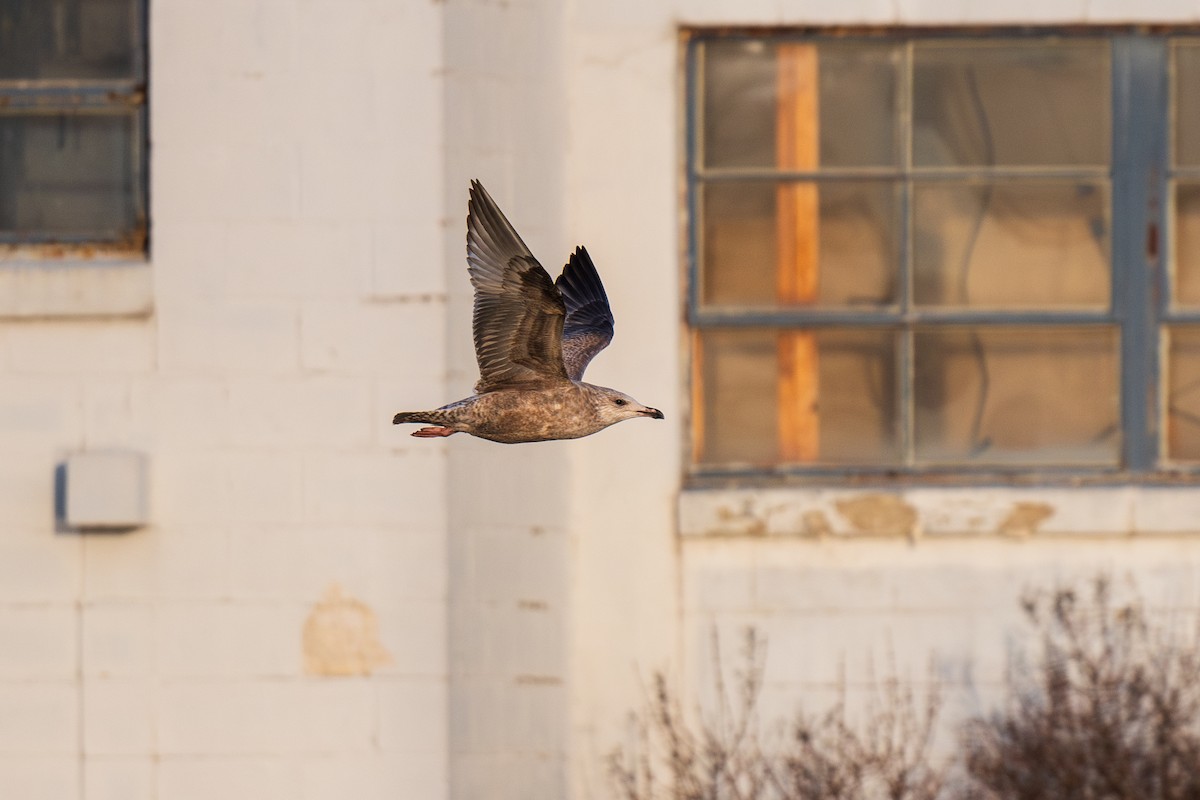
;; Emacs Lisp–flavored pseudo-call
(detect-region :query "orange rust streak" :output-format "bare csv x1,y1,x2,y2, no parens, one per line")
775,43,821,463
777,333,819,461
691,329,706,464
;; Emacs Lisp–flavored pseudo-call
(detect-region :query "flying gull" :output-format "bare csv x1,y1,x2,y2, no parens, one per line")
392,180,663,443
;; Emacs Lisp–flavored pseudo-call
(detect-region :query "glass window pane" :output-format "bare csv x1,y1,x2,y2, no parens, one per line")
1166,326,1200,461
1173,182,1200,306
0,112,139,239
913,41,1109,168
696,328,898,466
913,181,1110,308
0,0,139,80
1175,42,1200,167
701,40,899,170
701,180,898,308
914,327,1119,465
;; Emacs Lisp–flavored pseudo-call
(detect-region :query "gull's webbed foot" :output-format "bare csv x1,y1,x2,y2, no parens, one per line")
411,426,456,438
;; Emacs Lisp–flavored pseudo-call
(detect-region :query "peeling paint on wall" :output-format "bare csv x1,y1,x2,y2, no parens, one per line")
802,509,832,538
834,494,919,538
998,502,1055,538
715,501,768,536
680,482,1185,539
302,583,392,677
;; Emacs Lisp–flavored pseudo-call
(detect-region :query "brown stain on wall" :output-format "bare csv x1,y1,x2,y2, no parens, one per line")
515,675,563,686
998,502,1055,538
715,503,768,536
801,509,832,538
834,494,919,538
302,583,393,677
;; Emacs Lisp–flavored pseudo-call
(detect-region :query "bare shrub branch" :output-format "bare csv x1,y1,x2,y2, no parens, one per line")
961,575,1200,800
608,628,948,800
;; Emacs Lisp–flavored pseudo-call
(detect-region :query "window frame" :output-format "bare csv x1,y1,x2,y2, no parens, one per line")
0,0,149,253
683,26,1200,486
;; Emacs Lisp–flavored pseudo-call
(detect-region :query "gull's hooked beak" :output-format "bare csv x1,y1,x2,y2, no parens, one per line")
641,407,665,420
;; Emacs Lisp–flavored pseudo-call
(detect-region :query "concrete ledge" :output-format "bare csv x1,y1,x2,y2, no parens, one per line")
679,485,1200,539
0,259,153,319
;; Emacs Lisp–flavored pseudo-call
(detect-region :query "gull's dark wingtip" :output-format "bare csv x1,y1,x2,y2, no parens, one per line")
467,179,489,211
467,179,484,208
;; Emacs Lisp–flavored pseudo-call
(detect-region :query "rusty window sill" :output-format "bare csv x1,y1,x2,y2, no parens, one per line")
679,485,1200,539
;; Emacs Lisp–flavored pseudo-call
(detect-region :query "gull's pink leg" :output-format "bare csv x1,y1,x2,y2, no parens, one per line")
412,426,455,438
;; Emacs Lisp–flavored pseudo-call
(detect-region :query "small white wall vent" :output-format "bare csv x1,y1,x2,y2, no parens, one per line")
63,450,148,531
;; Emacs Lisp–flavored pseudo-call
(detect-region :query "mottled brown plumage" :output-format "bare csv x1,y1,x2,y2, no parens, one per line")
392,180,663,443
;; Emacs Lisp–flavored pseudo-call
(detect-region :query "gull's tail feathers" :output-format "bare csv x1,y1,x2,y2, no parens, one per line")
393,411,434,425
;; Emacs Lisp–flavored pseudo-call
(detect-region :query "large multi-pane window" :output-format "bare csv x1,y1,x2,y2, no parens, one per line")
686,30,1200,479
0,0,147,249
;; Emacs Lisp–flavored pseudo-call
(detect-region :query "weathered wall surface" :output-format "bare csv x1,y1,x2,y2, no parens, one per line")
0,1,448,798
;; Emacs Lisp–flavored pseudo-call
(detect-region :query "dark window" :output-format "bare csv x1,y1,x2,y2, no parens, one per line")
0,0,147,249
686,30,1200,480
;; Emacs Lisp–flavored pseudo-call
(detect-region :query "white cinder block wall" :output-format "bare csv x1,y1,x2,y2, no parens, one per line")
442,1,573,797
7,1,1200,800
1,0,449,798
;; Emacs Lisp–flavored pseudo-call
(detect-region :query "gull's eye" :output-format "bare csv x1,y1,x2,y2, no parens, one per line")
614,398,627,406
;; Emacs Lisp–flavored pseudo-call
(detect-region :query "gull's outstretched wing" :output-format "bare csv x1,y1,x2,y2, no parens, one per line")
466,180,569,392
555,246,614,381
